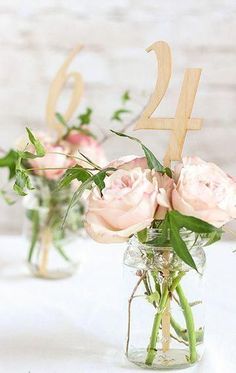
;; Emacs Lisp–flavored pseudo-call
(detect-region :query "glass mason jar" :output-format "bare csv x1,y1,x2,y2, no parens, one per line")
123,229,206,370
23,177,86,279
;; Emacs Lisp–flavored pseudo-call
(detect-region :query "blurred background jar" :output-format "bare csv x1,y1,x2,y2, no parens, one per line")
23,176,86,279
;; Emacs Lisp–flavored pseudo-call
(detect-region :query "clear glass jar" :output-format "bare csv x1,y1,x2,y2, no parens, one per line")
23,177,86,279
123,229,206,370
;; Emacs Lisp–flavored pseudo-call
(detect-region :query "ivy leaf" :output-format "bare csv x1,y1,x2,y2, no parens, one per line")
110,130,165,173
111,109,131,122
0,149,19,179
137,228,148,243
168,213,197,271
57,166,92,190
122,90,131,104
13,169,34,196
26,128,45,157
55,112,68,127
169,211,217,234
78,107,92,125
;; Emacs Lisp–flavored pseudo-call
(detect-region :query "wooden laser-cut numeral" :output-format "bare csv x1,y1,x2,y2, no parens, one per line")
134,41,202,166
46,45,84,137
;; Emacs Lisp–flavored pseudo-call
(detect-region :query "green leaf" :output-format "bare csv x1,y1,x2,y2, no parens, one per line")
169,211,217,234
137,228,148,243
57,165,92,190
147,219,170,246
27,209,40,262
93,171,107,192
110,130,165,173
62,168,113,228
168,213,197,271
164,167,173,178
142,145,165,172
204,230,223,246
55,112,68,127
146,291,160,304
26,128,45,157
111,109,131,122
13,169,34,196
0,149,19,179
78,151,102,170
78,107,92,125
122,90,131,104
17,151,41,159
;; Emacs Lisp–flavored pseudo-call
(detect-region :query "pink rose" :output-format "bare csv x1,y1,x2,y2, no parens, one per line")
85,157,174,243
66,132,107,167
109,156,174,220
172,157,236,227
29,142,74,181
108,155,148,170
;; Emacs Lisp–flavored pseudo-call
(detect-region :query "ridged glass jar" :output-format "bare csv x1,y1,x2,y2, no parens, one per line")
23,177,86,279
123,229,206,370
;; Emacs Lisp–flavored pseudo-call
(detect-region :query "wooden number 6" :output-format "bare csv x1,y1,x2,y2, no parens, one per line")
46,45,84,137
135,41,203,166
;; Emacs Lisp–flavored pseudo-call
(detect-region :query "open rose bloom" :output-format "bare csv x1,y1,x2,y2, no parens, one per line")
84,155,236,243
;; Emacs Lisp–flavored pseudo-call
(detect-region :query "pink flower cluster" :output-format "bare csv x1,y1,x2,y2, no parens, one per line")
85,156,236,243
24,132,107,181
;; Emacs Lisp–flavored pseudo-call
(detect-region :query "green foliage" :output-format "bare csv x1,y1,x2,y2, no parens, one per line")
137,228,148,243
78,107,92,125
27,209,40,262
122,90,131,104
13,169,34,196
111,109,131,122
204,229,223,246
110,130,166,174
26,127,45,157
169,211,217,234
62,167,114,228
111,90,131,122
168,215,198,271
57,165,92,191
146,291,160,305
55,112,68,127
0,149,19,179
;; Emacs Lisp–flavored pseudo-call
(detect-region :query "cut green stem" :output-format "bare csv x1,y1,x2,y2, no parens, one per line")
145,272,184,366
176,284,197,364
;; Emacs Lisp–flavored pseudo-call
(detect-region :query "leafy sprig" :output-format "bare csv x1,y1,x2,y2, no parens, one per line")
56,108,96,140
111,130,172,177
0,128,46,196
111,90,131,122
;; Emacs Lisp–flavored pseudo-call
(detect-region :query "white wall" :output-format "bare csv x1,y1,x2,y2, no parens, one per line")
0,0,235,233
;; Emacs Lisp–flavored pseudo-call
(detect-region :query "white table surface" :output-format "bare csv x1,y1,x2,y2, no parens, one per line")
0,235,235,373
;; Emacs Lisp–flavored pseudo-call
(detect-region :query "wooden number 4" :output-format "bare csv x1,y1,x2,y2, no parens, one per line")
134,41,203,167
46,45,84,137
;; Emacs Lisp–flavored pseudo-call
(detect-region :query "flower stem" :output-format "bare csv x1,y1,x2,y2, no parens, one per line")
175,284,197,364
145,272,184,366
